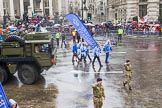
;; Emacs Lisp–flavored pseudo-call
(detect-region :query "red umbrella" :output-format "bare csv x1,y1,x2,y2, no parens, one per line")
131,21,137,25
148,24,154,27
154,24,160,27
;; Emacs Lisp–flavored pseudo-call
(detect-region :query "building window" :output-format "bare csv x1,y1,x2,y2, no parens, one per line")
24,2,30,12
35,2,40,8
139,0,147,2
139,5,147,17
3,1,9,15
44,0,49,7
45,9,49,15
100,1,103,5
100,7,103,11
160,4,162,16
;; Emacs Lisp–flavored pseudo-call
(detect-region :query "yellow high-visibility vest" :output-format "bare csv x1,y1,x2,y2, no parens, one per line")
55,33,60,39
118,29,123,35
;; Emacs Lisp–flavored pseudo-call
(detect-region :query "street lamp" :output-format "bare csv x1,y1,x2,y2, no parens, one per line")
81,0,83,20
81,0,86,20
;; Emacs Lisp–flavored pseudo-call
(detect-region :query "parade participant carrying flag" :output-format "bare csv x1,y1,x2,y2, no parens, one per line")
65,13,97,49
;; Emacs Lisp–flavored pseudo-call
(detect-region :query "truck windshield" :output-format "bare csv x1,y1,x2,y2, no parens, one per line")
35,44,50,53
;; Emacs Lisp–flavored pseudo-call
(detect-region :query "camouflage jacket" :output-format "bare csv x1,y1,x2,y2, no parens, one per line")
92,83,105,98
124,63,132,75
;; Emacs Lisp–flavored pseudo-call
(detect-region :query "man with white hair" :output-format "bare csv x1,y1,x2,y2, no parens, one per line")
103,40,112,63
9,99,20,108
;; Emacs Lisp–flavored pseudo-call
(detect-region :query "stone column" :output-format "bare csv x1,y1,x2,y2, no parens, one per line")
83,10,87,20
0,0,4,23
108,4,113,21
0,0,4,17
20,0,24,19
40,0,43,16
49,0,53,17
30,0,34,13
10,0,15,19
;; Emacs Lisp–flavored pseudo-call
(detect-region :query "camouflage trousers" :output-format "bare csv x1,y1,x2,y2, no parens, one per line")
123,72,132,89
93,97,103,108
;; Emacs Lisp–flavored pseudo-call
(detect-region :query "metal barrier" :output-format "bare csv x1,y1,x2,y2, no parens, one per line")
109,30,160,37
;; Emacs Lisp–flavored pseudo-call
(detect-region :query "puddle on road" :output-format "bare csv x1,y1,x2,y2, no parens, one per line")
46,39,162,108
3,38,162,108
124,39,162,108
45,46,127,108
4,75,58,108
46,64,125,108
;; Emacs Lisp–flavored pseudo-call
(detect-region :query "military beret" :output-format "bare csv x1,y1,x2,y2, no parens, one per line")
126,60,130,63
97,78,102,82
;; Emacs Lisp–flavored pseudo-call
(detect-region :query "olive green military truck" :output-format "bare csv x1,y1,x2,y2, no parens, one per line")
0,32,56,84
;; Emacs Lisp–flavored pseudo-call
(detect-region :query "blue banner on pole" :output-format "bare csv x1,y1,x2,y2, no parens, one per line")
0,82,10,108
65,13,97,48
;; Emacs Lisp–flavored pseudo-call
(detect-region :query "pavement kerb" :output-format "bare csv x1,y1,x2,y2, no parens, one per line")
123,35,162,40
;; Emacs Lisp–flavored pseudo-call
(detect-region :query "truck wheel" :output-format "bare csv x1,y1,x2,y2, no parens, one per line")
18,64,39,84
0,66,8,84
5,35,24,47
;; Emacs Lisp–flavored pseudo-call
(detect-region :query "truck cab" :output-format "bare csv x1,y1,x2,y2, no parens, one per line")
0,32,56,84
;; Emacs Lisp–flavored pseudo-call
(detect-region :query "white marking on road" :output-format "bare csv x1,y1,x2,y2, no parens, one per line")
111,52,127,54
71,71,123,74
136,49,157,52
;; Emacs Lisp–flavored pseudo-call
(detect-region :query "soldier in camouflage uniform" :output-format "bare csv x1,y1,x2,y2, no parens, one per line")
123,60,132,90
92,78,105,108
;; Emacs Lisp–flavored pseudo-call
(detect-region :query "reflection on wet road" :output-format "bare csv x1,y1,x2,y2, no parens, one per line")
3,37,162,108
45,44,126,108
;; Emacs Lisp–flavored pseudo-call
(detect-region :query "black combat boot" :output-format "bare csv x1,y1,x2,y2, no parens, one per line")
123,82,126,87
129,86,132,91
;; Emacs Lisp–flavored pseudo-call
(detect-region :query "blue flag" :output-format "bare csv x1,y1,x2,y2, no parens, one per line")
65,13,97,48
0,82,10,108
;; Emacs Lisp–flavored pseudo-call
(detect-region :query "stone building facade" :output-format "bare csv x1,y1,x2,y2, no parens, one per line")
0,0,59,22
107,0,162,22
87,0,97,21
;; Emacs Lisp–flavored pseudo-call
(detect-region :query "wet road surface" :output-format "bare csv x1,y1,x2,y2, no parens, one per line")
3,36,162,108
46,46,126,108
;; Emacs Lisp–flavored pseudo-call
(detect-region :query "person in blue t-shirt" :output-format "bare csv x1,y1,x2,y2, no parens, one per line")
103,40,112,63
85,45,92,62
72,42,79,65
92,44,103,67
77,41,83,59
80,43,86,62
